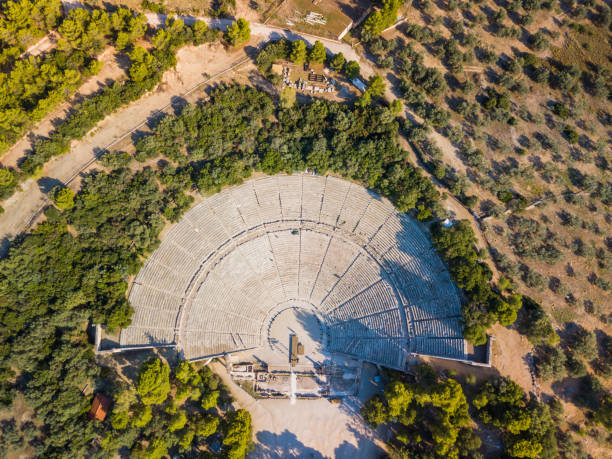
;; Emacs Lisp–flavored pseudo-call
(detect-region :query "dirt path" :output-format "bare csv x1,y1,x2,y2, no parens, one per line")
21,31,59,58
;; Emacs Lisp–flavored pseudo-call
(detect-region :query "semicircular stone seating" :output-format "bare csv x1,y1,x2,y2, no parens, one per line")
120,175,467,369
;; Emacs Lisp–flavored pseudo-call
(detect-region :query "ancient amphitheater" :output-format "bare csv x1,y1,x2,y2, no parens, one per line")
119,174,467,370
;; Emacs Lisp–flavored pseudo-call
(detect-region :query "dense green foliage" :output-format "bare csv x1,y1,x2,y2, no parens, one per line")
289,39,308,65
474,377,558,458
356,74,386,107
19,16,217,177
0,81,537,454
0,0,61,66
135,357,171,405
329,52,345,72
0,168,19,200
309,40,326,64
0,166,170,455
431,221,522,344
222,409,253,458
135,85,441,212
0,4,146,153
104,358,248,457
362,365,480,458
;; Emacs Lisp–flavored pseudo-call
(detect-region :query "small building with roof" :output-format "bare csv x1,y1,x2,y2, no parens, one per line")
88,393,112,421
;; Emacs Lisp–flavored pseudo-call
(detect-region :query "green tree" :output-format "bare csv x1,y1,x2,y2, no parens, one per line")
225,18,250,46
534,346,567,381
345,60,360,79
329,52,345,71
196,413,219,437
361,368,475,458
168,410,187,432
178,428,195,451
201,390,220,410
135,358,171,405
138,436,168,459
132,404,152,427
0,168,17,188
508,438,543,458
110,409,129,430
290,40,308,65
390,99,402,115
362,0,403,38
367,74,386,97
595,396,612,432
474,377,556,458
356,90,372,107
279,86,296,109
308,40,326,64
569,327,597,361
223,409,252,459
52,186,75,210
259,149,285,174
518,297,559,346
0,168,18,199
361,395,388,426
174,360,201,386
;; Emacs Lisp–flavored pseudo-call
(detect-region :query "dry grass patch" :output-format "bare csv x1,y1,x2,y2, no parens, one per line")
551,26,612,70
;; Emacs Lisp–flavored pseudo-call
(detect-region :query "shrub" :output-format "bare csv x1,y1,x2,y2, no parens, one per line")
565,354,588,378
529,31,549,51
569,327,597,361
100,151,132,169
534,346,566,381
518,297,559,345
563,125,579,144
552,102,570,119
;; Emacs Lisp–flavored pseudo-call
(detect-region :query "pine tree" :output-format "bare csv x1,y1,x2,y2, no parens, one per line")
329,52,345,71
290,40,307,64
308,40,326,63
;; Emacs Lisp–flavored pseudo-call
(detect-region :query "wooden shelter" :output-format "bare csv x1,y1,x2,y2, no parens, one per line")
88,393,112,421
